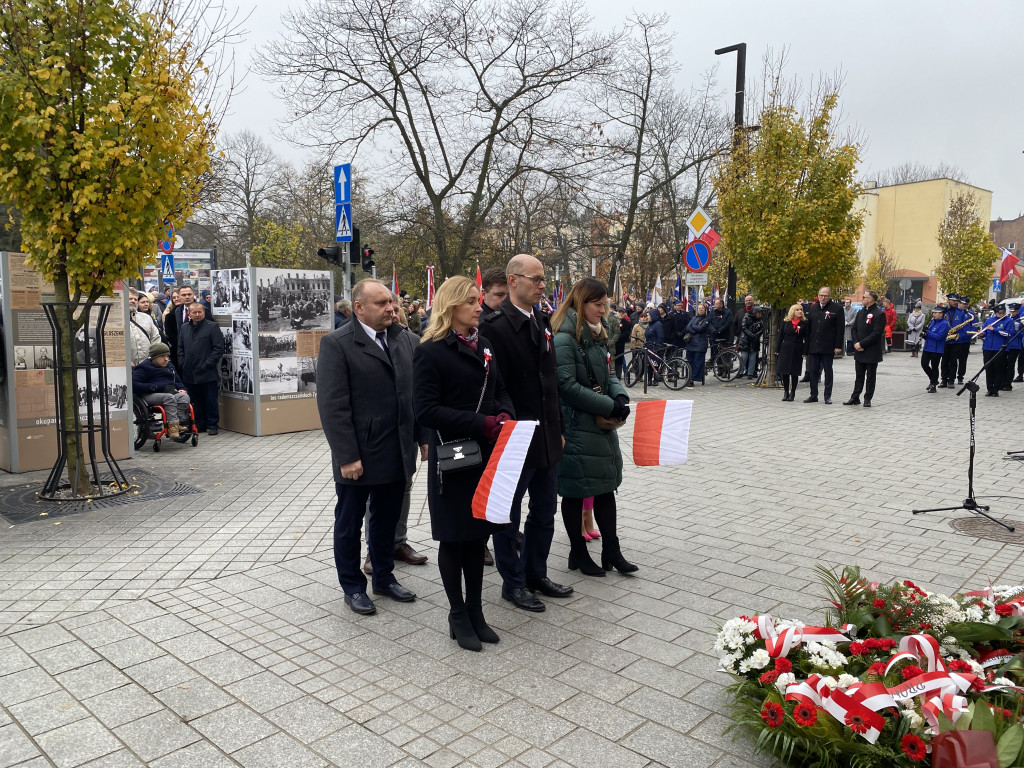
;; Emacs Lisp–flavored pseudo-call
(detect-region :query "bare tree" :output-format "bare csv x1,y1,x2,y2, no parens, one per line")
870,161,970,187
584,14,729,295
259,0,613,279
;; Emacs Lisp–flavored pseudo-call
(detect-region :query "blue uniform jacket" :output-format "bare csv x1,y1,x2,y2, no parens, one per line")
1008,316,1023,350
922,318,950,354
980,315,1014,352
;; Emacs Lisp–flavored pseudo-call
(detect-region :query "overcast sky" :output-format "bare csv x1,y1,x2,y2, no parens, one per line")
219,0,1024,221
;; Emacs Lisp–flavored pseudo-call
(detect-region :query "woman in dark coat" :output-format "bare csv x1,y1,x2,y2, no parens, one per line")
775,303,809,401
685,304,711,386
414,276,514,652
551,277,637,577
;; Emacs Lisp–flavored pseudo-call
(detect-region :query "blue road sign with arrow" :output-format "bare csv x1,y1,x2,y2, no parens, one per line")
334,164,351,205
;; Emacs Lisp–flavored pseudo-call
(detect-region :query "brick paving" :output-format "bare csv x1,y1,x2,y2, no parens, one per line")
1,351,1024,767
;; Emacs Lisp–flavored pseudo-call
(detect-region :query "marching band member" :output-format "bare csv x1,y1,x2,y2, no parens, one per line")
978,304,1014,397
1003,303,1023,392
940,294,974,388
920,308,949,393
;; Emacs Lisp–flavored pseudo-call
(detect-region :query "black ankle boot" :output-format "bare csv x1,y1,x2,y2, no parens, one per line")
568,544,604,576
601,539,639,574
467,605,499,644
448,610,481,651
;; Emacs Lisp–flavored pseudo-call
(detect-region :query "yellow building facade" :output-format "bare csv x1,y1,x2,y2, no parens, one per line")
853,178,993,306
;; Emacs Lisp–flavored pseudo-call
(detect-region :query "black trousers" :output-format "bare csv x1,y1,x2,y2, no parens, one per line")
942,343,970,382
984,349,1004,394
851,361,877,402
333,480,403,595
492,464,557,589
1003,349,1019,388
921,351,942,385
806,353,834,399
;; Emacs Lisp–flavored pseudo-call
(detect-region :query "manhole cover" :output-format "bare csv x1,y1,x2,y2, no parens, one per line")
0,469,202,525
950,517,1024,544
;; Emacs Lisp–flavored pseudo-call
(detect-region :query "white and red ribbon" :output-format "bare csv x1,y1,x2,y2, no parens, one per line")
752,615,855,659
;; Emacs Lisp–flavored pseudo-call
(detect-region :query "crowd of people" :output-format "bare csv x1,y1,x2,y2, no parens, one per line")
129,285,223,437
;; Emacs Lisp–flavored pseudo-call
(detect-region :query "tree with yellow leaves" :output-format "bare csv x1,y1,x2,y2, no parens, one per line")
0,0,224,493
714,79,863,383
936,192,999,305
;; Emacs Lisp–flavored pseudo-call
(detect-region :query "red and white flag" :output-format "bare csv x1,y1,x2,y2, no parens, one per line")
632,400,692,466
426,265,435,309
392,266,399,295
472,420,538,523
475,264,483,304
1000,248,1020,284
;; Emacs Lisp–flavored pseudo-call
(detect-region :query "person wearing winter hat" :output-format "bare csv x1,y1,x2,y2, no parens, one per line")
131,342,192,439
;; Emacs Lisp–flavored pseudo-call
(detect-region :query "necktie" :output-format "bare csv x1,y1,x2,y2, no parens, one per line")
376,331,390,359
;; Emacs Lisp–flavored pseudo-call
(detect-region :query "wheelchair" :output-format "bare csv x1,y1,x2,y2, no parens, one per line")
133,395,199,452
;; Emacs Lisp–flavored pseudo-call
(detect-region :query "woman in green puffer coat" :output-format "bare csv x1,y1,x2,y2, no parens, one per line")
551,277,639,577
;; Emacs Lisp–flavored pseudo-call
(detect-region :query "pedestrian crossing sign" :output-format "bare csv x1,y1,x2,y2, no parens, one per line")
160,253,175,284
335,203,352,242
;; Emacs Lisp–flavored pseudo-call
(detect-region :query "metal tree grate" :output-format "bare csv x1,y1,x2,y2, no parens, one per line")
0,469,202,525
950,517,1024,545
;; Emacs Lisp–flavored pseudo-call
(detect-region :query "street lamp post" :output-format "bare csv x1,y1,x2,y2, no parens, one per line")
715,42,747,314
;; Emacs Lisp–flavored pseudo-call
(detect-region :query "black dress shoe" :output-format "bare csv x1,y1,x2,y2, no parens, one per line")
525,577,574,598
344,592,376,615
863,400,872,407
937,382,949,389
803,396,818,403
824,399,832,404
843,398,860,405
372,582,417,602
927,385,937,393
986,391,999,397
1015,376,1023,383
501,585,545,612
957,378,964,384
207,427,218,435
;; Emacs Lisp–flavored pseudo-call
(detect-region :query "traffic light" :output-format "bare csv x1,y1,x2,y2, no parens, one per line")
350,228,361,265
317,245,341,265
362,244,375,272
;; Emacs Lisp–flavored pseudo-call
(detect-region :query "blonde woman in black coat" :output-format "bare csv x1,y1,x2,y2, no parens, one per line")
775,304,809,401
414,276,515,652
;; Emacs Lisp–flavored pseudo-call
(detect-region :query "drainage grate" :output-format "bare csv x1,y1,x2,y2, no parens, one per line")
950,517,1024,544
0,469,202,525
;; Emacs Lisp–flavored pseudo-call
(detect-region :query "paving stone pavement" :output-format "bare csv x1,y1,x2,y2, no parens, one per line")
1,351,1024,767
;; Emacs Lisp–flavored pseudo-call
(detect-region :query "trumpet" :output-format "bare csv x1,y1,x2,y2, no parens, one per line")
946,310,975,341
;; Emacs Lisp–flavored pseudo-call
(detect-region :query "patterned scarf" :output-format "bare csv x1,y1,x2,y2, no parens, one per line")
453,328,479,352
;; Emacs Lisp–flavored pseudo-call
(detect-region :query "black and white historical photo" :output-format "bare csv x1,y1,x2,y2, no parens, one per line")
76,368,129,412
259,356,298,394
221,325,233,356
258,331,296,359
297,357,317,393
13,346,29,370
233,355,253,395
33,345,54,370
218,355,233,393
211,270,233,316
255,269,332,332
232,318,252,353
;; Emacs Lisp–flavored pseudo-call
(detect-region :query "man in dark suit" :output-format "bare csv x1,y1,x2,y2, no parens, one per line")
803,287,845,404
177,303,224,434
844,291,886,407
482,254,571,612
317,279,420,616
165,284,196,368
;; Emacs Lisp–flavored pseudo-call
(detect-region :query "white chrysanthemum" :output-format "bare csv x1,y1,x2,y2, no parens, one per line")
970,661,985,677
774,672,796,695
899,697,917,709
837,674,860,689
775,618,807,630
965,605,984,622
820,676,839,690
748,649,770,670
901,710,924,729
993,677,1015,687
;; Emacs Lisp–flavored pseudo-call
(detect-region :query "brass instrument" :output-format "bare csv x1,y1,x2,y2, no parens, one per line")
946,310,975,341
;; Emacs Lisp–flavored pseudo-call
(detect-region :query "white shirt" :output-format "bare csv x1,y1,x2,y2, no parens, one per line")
358,319,387,353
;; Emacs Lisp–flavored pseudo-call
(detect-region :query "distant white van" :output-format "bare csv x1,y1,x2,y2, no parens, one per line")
999,296,1024,309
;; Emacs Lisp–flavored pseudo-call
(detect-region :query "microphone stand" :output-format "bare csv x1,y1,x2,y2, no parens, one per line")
912,318,1024,533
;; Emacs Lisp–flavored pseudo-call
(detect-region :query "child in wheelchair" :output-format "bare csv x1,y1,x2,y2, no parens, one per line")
132,343,193,440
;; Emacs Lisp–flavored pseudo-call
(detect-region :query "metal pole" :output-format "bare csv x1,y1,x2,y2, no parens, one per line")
343,245,351,303
591,257,596,277
715,43,746,313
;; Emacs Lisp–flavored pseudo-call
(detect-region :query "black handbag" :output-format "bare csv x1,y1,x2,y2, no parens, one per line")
436,363,488,474
576,339,625,431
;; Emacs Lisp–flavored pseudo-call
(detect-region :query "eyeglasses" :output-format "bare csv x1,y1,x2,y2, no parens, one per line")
512,274,546,286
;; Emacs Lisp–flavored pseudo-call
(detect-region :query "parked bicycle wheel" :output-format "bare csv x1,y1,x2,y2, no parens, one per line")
663,357,690,391
624,353,642,388
713,349,741,382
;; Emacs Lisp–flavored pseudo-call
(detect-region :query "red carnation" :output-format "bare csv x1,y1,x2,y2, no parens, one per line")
760,670,779,685
873,599,886,609
864,638,881,650
901,733,927,762
793,702,818,727
879,638,896,650
901,665,925,680
867,662,887,676
918,622,932,630
948,659,972,673
848,642,867,656
774,658,792,673
996,603,1014,616
903,580,915,588
845,711,870,734
1003,709,1014,719
971,676,986,692
761,701,784,728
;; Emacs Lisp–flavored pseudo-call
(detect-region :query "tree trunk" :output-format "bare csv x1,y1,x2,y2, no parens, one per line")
760,307,784,388
53,276,96,495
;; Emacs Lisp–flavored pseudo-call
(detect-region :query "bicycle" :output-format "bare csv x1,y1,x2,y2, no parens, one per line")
624,345,690,390
709,341,742,382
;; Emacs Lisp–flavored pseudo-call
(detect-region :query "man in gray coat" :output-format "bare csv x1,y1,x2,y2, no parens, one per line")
317,279,419,615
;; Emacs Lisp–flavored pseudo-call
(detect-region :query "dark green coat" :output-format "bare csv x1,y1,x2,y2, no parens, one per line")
553,309,627,498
